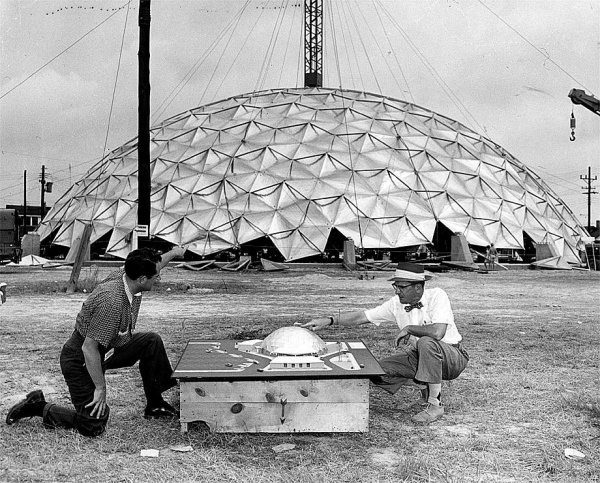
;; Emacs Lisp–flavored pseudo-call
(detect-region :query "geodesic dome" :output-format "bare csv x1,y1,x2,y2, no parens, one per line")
36,87,588,262
260,326,327,356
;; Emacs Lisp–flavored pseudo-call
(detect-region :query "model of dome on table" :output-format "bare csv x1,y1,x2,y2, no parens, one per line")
260,326,327,356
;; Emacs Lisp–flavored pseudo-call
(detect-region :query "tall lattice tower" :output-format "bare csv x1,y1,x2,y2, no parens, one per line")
304,0,322,87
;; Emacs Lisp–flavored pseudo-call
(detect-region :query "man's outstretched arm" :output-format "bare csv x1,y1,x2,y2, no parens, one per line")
159,245,187,269
298,311,371,332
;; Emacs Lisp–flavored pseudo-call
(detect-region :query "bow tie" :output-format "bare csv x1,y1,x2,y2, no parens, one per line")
404,302,423,312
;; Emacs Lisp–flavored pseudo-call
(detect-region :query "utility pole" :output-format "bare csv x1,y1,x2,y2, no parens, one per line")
580,166,597,230
137,0,151,244
39,165,53,223
40,165,46,220
23,170,27,239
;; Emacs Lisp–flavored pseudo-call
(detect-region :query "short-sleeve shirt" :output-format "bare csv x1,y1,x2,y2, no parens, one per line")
364,287,462,345
74,269,142,349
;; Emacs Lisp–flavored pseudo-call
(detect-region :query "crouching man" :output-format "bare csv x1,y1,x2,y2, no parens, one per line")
5,248,183,437
300,263,469,423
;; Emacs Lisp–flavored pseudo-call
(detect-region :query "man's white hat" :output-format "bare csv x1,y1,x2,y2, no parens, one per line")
387,263,432,282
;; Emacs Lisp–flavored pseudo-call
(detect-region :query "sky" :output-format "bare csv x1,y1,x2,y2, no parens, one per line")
1,0,599,226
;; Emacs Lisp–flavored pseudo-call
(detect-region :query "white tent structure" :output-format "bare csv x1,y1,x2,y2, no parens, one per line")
6,254,50,266
36,88,589,263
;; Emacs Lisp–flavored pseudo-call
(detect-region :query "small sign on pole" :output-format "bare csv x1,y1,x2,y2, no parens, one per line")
135,224,149,238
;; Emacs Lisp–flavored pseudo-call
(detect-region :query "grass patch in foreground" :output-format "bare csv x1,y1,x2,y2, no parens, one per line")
1,269,599,482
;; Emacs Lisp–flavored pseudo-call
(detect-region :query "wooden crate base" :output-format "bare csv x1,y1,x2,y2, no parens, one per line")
179,378,370,433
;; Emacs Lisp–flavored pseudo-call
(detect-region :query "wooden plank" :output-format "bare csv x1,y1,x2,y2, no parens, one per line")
66,224,93,294
343,239,356,270
220,257,251,272
174,260,215,271
181,401,369,433
181,378,368,404
179,378,370,433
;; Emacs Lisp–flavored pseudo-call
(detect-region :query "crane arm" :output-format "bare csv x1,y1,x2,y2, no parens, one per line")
569,88,600,116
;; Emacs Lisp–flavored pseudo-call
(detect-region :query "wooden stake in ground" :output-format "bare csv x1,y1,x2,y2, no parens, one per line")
66,224,93,294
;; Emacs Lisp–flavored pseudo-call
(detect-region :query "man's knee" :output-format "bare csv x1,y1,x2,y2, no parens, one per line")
378,356,416,379
379,357,408,376
416,336,439,351
75,406,110,438
379,358,396,375
142,331,164,346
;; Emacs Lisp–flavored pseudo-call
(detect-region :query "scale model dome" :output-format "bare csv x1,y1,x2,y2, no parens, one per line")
36,87,588,262
260,326,327,356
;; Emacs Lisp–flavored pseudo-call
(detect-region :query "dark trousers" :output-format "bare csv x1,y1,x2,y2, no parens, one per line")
43,331,176,437
372,336,469,395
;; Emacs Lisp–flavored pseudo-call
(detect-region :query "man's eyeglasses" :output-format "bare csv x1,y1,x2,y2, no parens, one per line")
391,283,415,290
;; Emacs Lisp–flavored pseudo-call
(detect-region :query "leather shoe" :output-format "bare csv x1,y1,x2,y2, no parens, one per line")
144,401,179,419
411,403,444,424
6,390,46,425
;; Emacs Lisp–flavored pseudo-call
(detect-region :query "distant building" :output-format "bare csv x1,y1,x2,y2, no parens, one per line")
588,221,600,240
5,204,50,236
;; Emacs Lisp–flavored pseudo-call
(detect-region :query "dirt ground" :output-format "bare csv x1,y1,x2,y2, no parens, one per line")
0,262,599,482
0,262,598,409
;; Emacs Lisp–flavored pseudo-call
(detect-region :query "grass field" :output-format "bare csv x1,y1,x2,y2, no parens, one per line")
0,264,598,482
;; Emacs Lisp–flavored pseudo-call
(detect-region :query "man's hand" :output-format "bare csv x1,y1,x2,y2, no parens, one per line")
295,318,331,332
171,245,187,258
85,386,107,419
395,327,411,347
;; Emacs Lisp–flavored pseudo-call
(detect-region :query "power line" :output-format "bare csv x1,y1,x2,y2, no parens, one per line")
0,1,131,101
477,0,593,92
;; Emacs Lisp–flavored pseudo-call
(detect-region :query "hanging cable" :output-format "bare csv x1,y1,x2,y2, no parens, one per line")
338,3,368,91
369,0,415,103
376,1,486,135
78,1,133,239
102,2,131,158
341,1,383,94
295,3,304,87
0,2,130,101
216,2,286,248
334,1,365,91
206,4,267,104
277,1,300,87
478,0,593,92
152,1,251,122
255,0,290,93
328,1,366,262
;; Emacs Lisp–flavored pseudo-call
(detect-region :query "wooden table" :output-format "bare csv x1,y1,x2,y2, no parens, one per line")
173,339,385,433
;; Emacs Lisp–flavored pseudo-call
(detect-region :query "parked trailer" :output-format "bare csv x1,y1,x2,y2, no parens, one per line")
0,209,20,261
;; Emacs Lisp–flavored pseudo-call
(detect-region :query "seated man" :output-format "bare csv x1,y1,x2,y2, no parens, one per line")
300,263,469,423
6,246,185,437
